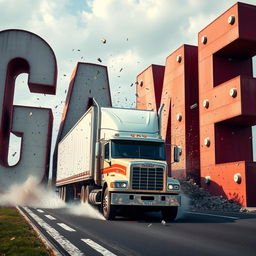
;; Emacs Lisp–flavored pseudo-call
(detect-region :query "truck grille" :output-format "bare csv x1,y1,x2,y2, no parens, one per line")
132,166,164,191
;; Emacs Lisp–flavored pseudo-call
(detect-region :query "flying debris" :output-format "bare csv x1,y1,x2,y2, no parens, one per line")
65,89,67,93
37,98,39,100
161,220,166,226
77,49,81,51
130,83,134,87
126,38,129,41
190,103,198,109
12,152,17,157
97,58,102,63
101,38,107,44
29,112,33,116
63,74,67,77
55,105,58,109
119,68,123,72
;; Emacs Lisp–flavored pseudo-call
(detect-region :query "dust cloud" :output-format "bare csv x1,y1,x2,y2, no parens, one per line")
0,176,65,208
67,203,105,220
0,176,105,220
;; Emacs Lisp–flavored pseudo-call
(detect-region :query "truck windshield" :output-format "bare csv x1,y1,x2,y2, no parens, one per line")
111,140,165,160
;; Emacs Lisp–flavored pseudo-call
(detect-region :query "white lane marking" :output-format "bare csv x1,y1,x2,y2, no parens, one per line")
22,207,84,256
37,209,44,213
81,239,117,256
187,211,239,220
45,214,56,220
57,223,76,232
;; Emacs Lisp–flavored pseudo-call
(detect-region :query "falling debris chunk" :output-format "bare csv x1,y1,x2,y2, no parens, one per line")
101,38,107,44
55,105,58,109
126,38,129,41
147,223,152,228
65,89,67,93
119,68,123,72
77,49,80,51
161,220,166,226
97,58,102,63
12,152,17,157
10,237,15,241
130,83,133,87
63,74,67,77
190,103,198,110
29,112,33,116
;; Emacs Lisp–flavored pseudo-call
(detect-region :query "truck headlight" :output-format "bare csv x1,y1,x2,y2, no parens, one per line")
167,184,180,190
110,181,128,189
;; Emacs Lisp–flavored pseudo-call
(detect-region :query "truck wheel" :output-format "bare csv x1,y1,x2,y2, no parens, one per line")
102,188,116,220
161,206,178,221
80,185,92,204
60,186,66,202
80,186,85,203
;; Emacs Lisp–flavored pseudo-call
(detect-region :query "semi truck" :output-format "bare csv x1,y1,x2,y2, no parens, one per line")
56,100,181,220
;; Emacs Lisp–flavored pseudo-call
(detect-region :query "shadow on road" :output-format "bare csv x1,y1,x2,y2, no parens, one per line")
113,210,256,224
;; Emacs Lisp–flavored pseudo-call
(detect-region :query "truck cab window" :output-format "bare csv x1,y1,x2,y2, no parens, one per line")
111,140,165,160
104,143,110,160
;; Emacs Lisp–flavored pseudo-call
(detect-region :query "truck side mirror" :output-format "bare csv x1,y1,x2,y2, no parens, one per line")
95,142,101,158
173,146,181,162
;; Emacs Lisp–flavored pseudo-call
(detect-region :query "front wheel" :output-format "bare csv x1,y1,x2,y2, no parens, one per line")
161,206,178,221
102,188,116,220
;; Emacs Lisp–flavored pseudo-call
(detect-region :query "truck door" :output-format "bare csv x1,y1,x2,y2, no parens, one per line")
101,142,111,174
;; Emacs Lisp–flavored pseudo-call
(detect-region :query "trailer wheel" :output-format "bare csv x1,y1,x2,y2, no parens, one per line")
80,185,92,204
161,206,178,221
102,188,116,220
62,186,67,202
80,186,85,203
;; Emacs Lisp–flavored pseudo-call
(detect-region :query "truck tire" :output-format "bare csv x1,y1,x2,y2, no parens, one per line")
80,186,86,203
102,188,116,220
161,206,178,221
80,185,92,204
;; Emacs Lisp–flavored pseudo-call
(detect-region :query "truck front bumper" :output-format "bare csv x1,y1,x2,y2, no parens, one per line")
110,193,181,207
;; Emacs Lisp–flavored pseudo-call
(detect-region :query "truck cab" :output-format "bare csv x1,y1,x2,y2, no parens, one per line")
98,107,181,220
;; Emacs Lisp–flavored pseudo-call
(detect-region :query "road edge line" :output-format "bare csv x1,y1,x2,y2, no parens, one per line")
17,206,62,256
186,211,239,220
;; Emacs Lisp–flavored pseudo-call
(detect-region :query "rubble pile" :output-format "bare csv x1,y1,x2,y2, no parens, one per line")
181,179,242,212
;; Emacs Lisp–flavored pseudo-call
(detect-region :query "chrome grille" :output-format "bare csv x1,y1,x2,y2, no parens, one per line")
132,166,164,191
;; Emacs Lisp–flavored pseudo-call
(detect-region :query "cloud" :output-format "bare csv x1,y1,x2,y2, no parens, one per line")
2,0,256,168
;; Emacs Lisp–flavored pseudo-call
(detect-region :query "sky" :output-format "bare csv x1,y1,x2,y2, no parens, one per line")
1,0,256,171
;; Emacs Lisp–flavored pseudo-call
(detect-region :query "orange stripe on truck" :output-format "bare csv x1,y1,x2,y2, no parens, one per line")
101,164,127,176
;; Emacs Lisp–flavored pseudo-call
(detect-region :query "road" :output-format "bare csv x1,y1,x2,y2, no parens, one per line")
19,206,256,256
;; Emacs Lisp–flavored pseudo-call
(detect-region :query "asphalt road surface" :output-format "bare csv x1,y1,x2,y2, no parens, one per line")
19,206,256,256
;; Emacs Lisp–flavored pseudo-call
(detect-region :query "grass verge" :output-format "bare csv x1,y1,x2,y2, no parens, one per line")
0,207,52,256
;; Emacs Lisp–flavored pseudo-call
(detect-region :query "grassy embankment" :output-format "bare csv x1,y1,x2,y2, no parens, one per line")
0,207,52,256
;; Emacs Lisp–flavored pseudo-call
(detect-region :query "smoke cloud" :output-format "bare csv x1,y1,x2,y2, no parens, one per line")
0,176,105,220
